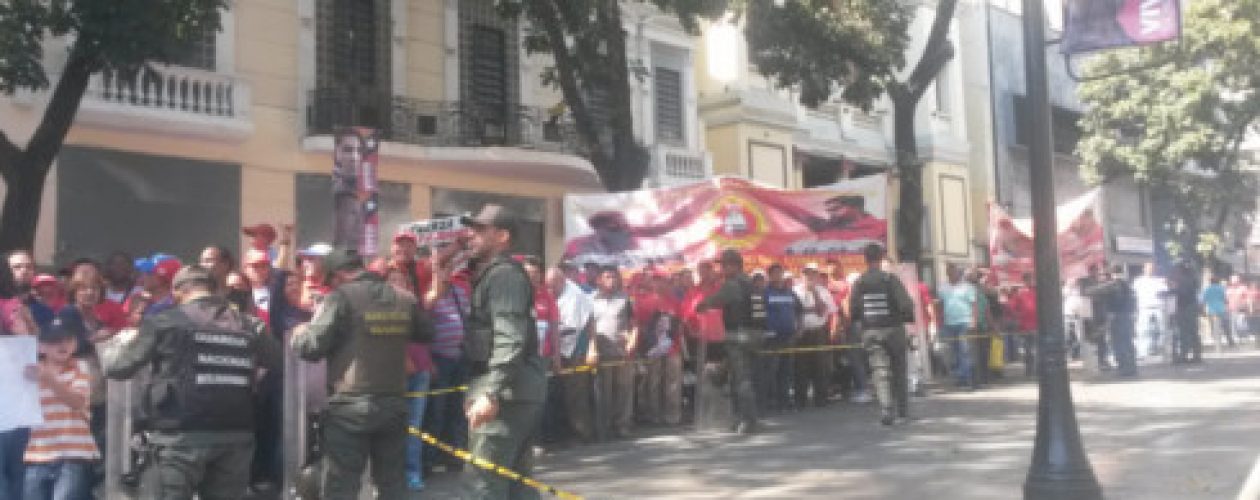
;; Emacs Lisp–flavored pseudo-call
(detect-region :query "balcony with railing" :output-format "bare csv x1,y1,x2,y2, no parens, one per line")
306,89,584,155
71,64,253,139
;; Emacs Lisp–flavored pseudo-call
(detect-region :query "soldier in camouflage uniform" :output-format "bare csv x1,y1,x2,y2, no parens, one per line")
460,205,548,499
291,248,434,500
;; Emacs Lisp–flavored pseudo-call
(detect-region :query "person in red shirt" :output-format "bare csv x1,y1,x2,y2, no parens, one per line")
1009,272,1039,376
682,261,725,343
630,271,683,426
519,256,566,449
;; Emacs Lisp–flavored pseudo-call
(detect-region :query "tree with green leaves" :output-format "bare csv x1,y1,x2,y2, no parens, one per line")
745,0,958,264
1076,0,1260,263
499,0,916,194
0,0,226,254
496,0,729,192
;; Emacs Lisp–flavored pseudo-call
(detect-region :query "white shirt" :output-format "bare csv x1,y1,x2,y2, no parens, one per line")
1132,275,1167,310
794,283,837,330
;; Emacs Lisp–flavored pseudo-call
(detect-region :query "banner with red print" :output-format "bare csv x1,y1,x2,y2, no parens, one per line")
989,189,1106,285
563,175,888,272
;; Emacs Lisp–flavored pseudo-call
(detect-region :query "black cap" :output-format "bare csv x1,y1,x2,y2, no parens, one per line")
719,248,743,266
461,204,517,234
40,317,86,344
172,265,215,290
322,247,364,282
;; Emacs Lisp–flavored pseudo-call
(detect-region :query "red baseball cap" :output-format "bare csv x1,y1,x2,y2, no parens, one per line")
393,231,418,243
242,223,277,242
153,258,183,284
32,274,59,287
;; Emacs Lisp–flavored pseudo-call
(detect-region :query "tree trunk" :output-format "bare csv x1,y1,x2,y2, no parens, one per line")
0,48,97,255
888,0,958,265
892,93,925,264
596,0,648,192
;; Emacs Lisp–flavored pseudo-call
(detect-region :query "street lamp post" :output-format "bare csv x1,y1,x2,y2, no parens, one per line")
1019,0,1105,498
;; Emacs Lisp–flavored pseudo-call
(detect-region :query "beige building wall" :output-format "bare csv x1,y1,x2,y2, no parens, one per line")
2,0,601,265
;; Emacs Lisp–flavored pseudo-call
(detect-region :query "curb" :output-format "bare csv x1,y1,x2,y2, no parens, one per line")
1239,451,1260,500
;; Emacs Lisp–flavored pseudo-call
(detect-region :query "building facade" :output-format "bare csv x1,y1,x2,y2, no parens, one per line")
979,0,1155,273
693,3,978,285
1,0,709,265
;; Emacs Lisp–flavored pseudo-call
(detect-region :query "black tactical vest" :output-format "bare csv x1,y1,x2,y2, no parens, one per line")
856,270,914,329
327,280,415,395
144,302,256,432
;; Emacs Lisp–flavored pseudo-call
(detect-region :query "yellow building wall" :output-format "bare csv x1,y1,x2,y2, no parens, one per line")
5,0,590,265
704,122,795,187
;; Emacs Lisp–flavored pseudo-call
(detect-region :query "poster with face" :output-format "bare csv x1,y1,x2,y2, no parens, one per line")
988,190,1106,285
562,175,888,272
332,128,380,257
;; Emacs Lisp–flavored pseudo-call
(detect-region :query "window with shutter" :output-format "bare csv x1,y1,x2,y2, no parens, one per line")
459,0,520,145
654,67,684,146
468,26,509,143
313,0,391,131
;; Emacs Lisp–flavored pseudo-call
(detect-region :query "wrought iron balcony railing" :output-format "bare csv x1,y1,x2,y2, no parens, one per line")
307,89,583,154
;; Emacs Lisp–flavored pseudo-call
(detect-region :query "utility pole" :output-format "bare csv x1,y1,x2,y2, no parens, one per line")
1019,0,1104,497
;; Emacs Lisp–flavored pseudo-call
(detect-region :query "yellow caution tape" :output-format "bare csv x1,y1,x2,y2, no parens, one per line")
408,427,584,500
406,331,1036,397
404,385,470,398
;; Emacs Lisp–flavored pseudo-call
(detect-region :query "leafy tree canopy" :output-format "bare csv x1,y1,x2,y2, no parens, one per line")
0,0,226,253
1076,0,1260,260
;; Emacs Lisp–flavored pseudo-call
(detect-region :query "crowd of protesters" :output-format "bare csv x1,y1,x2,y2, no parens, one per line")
2,222,1259,499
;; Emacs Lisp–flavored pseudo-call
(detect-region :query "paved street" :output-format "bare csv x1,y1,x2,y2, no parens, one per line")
415,349,1260,499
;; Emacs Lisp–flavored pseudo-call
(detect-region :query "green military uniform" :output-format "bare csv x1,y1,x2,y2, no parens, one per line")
103,294,280,500
699,272,761,431
848,269,914,423
464,254,547,500
292,264,434,500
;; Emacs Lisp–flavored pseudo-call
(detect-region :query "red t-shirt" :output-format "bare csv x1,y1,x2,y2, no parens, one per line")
916,282,937,328
1011,287,1038,332
683,284,724,342
827,280,850,331
93,301,128,330
534,287,560,357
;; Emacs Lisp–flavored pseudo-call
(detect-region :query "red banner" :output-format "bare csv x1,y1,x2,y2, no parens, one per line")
989,189,1105,284
1062,0,1181,54
563,175,888,272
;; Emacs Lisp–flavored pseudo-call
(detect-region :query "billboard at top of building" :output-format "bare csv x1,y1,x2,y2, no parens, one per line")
332,127,380,257
563,175,887,272
989,189,1105,285
1061,0,1181,54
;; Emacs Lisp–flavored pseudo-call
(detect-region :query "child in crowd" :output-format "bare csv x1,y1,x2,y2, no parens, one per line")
24,319,100,500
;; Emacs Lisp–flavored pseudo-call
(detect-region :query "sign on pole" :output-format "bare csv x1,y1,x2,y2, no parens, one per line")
1062,0,1181,54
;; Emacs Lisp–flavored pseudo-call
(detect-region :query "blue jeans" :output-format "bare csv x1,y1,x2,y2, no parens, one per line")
424,355,467,465
0,427,30,499
23,460,93,500
942,324,974,387
406,371,431,479
1109,313,1137,375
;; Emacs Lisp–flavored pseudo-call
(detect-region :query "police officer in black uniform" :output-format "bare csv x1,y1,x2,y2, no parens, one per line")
291,247,434,500
848,244,915,426
104,265,280,500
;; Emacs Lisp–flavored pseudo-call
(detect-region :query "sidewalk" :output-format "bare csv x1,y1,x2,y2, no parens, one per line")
416,349,1260,499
